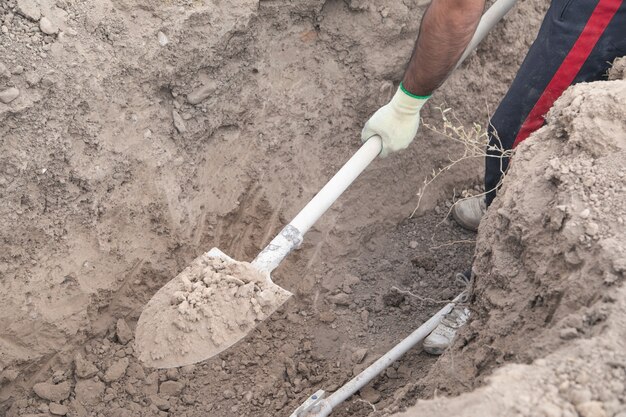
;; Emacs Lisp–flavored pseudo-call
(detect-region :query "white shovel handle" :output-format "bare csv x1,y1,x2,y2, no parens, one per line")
252,0,520,275
291,136,383,233
252,136,382,273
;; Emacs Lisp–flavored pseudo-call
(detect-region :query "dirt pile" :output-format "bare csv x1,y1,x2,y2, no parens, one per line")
394,77,626,416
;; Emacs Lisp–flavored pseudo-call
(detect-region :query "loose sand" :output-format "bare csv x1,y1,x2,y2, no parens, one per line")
135,254,290,369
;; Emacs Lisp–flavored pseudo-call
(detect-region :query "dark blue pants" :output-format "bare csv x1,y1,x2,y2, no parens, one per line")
485,0,626,206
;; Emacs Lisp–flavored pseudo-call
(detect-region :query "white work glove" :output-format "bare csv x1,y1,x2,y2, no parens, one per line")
361,83,429,157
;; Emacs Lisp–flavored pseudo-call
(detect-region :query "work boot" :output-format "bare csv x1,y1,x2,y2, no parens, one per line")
451,195,486,232
423,304,470,355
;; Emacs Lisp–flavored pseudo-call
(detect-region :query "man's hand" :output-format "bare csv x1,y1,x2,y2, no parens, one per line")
361,84,429,157
361,0,485,157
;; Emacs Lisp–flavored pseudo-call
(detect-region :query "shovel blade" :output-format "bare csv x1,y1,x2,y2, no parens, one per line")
135,248,292,368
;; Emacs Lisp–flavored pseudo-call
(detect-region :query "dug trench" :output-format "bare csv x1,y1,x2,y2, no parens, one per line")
1,0,624,416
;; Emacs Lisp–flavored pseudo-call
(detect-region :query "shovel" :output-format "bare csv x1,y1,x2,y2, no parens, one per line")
135,0,517,368
135,136,384,368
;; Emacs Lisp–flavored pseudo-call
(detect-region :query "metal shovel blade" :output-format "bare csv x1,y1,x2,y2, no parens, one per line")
135,248,292,368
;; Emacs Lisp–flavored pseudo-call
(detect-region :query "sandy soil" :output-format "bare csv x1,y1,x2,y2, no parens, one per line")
12,0,626,416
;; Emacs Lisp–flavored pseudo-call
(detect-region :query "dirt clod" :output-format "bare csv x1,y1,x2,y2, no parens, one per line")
73,379,105,406
32,382,70,402
74,354,98,379
49,403,69,416
103,357,129,383
115,319,133,345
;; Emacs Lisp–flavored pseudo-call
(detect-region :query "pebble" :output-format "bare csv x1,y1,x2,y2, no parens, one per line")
39,17,58,35
159,380,184,396
1,25,8,34
585,222,599,237
49,403,69,416
103,357,129,382
318,310,336,323
327,293,351,306
17,0,41,21
165,368,179,381
187,81,218,105
559,327,579,340
351,348,368,364
116,318,133,345
157,31,168,46
150,395,170,411
172,110,186,133
409,240,418,249
359,386,381,404
32,381,71,402
0,87,20,104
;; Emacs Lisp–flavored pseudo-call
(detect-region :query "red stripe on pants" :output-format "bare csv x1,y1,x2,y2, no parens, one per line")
513,0,623,148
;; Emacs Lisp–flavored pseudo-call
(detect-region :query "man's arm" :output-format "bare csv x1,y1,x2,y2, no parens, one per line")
361,0,485,157
403,0,486,96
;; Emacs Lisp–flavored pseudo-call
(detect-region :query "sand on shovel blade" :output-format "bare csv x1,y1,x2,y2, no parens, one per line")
135,252,291,368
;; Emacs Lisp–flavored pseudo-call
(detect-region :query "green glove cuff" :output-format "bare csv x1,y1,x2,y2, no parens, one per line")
399,82,431,100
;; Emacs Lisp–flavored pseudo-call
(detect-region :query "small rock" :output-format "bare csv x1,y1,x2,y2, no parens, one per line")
74,353,98,379
222,389,235,399
74,379,105,406
409,240,418,249
1,26,8,34
165,368,179,381
33,381,71,402
0,87,20,104
359,385,381,404
385,367,398,379
559,327,578,340
585,222,599,237
17,0,41,21
576,401,606,417
318,310,336,323
103,357,129,383
186,81,218,105
49,403,69,416
150,395,170,411
172,110,186,133
159,380,184,396
39,17,58,35
157,31,168,46
351,348,368,364
116,319,133,344
327,293,350,306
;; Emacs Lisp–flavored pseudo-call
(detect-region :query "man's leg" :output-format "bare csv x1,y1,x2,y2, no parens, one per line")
485,0,626,207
